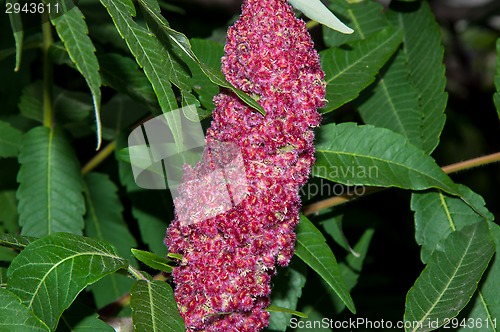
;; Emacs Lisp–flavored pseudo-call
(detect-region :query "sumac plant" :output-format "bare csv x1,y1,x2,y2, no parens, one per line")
0,0,499,331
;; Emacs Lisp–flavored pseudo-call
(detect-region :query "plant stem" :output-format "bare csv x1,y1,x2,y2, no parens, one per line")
306,20,319,30
41,12,54,128
303,151,500,216
81,140,116,175
127,265,149,281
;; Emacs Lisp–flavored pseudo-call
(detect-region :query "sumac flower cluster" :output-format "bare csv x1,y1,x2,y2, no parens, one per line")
165,0,325,330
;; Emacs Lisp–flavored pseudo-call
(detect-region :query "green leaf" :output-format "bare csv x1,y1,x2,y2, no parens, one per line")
320,215,356,257
321,26,403,113
266,305,307,319
495,38,500,120
130,280,184,332
357,52,424,149
83,173,137,308
323,0,389,47
294,215,355,314
17,126,86,237
189,38,224,112
268,259,308,331
99,0,178,114
7,233,128,331
0,190,19,234
100,94,149,140
404,221,495,331
457,222,500,332
99,53,158,109
56,301,114,332
0,288,50,332
0,234,35,251
288,0,353,34
136,0,265,116
386,1,448,153
6,0,23,71
44,0,102,148
131,249,173,273
116,136,170,256
313,123,457,191
0,120,22,158
411,185,493,263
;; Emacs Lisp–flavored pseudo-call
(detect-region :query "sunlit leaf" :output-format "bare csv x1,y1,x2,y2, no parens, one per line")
130,280,184,332
17,127,86,237
288,0,353,34
7,233,127,331
295,215,355,314
404,221,495,331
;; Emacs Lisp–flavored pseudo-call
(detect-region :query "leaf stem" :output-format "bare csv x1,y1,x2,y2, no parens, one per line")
81,140,116,175
303,151,500,215
41,11,54,128
127,265,149,281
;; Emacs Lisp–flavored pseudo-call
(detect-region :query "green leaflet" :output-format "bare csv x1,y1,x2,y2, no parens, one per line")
411,185,493,263
494,38,500,120
323,0,389,47
99,0,178,114
387,1,448,154
83,173,137,308
357,51,424,149
457,223,500,332
43,0,102,149
321,26,403,113
131,249,174,273
17,126,86,237
0,120,22,158
295,215,355,314
313,123,457,192
99,53,158,109
130,280,185,332
404,221,495,331
268,259,308,331
6,0,23,71
7,233,128,331
0,288,49,332
0,234,35,251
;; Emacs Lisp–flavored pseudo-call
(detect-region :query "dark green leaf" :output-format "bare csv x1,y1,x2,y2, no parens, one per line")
116,136,170,256
17,126,86,237
266,305,307,319
404,221,495,331
387,1,448,153
324,0,388,47
99,0,178,114
321,26,403,113
268,259,308,331
130,280,184,332
0,234,35,251
458,222,500,332
0,120,22,158
7,233,128,331
313,123,458,193
99,53,158,109
357,53,424,149
6,0,23,71
84,173,137,308
411,185,493,263
131,249,173,273
0,288,50,332
320,215,355,255
100,94,149,140
56,301,114,332
295,215,355,314
44,0,102,148
0,190,19,234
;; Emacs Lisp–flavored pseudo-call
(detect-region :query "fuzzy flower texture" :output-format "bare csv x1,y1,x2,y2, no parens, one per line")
165,0,325,330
